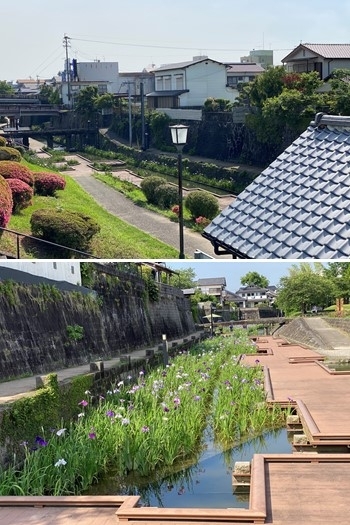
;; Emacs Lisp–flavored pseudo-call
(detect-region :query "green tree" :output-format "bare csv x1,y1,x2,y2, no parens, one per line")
74,86,99,123
323,262,350,301
39,83,60,104
327,68,350,115
0,81,14,96
276,263,336,315
169,267,197,289
240,271,269,288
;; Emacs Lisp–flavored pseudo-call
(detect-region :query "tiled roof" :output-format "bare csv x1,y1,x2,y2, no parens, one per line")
227,63,265,74
202,113,350,259
283,43,350,62
153,57,223,72
197,277,227,286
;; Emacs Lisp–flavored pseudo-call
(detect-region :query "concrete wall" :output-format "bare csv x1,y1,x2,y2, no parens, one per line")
0,271,195,381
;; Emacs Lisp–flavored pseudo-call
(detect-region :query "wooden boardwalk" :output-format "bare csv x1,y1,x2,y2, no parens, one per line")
1,336,350,525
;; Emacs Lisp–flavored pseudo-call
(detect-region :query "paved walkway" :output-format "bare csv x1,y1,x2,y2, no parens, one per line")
30,139,232,259
0,332,203,405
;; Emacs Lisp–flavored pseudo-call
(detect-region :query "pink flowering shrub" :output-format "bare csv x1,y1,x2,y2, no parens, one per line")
171,204,180,215
7,178,33,213
0,161,34,186
34,172,66,196
0,176,13,228
195,216,210,227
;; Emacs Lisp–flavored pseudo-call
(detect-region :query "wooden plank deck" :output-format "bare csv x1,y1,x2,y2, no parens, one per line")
244,337,350,443
260,454,350,525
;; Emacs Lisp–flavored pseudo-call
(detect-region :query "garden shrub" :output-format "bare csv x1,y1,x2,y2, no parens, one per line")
0,146,21,162
154,183,178,209
0,176,13,228
0,136,6,147
30,208,100,251
34,171,66,196
140,175,166,204
0,161,34,186
184,189,220,220
7,178,33,212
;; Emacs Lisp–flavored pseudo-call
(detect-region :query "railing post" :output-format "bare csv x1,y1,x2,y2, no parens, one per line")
16,234,20,259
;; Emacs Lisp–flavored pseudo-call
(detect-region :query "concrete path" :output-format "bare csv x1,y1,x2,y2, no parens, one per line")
303,317,350,357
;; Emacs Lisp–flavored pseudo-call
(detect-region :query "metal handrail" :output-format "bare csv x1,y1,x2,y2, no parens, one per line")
0,226,98,259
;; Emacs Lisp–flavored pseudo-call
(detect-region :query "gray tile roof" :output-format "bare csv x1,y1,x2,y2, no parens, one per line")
197,277,227,286
202,113,350,259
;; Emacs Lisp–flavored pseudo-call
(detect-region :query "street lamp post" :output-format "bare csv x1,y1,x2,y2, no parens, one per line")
169,124,189,259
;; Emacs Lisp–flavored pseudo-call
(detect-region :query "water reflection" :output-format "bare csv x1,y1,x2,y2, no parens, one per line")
89,428,291,508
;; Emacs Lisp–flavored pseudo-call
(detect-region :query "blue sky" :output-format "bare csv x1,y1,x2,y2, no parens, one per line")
3,0,350,81
166,261,301,292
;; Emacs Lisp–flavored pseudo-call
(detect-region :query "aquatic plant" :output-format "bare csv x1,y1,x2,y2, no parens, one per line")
0,331,285,495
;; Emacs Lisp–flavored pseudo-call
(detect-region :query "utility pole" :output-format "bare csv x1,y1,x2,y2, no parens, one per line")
63,34,71,107
140,81,146,150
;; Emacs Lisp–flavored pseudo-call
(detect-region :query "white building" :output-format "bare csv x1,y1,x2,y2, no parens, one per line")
0,261,81,285
147,56,237,120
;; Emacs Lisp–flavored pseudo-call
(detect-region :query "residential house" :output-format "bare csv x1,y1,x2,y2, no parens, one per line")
0,261,81,285
147,56,237,120
282,43,350,80
196,277,227,302
226,63,265,89
202,113,350,259
233,285,277,308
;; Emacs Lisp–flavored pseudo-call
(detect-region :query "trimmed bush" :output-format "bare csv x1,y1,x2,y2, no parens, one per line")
0,161,34,187
7,178,33,213
154,183,178,209
184,190,220,220
30,209,100,251
0,137,6,147
0,176,13,228
0,147,21,162
34,172,66,196
140,175,166,204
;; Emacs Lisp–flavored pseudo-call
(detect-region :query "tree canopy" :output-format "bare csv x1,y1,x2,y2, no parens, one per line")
240,271,269,288
276,263,336,315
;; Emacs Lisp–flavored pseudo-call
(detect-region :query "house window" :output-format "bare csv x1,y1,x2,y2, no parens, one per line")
175,74,184,89
53,262,57,270
156,76,163,91
227,77,238,86
163,76,171,90
71,266,75,274
97,84,107,94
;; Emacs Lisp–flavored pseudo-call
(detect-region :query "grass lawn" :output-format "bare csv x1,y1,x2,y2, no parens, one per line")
1,160,178,259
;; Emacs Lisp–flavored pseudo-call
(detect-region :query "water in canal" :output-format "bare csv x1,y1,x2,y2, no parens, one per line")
89,428,292,508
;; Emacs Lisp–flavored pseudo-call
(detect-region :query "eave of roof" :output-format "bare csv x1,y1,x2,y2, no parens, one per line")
146,89,189,97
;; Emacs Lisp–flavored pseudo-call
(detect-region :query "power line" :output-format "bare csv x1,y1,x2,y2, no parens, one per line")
70,35,292,54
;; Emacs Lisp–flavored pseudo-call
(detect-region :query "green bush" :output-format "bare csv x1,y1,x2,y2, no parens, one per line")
154,183,178,209
30,209,100,251
184,190,220,220
140,175,166,204
0,146,21,162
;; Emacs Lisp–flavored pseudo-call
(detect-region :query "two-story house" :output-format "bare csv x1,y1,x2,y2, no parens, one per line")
233,285,277,308
147,56,238,120
282,43,350,80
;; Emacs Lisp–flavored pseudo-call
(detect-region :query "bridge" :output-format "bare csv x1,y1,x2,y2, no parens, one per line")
0,127,99,149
